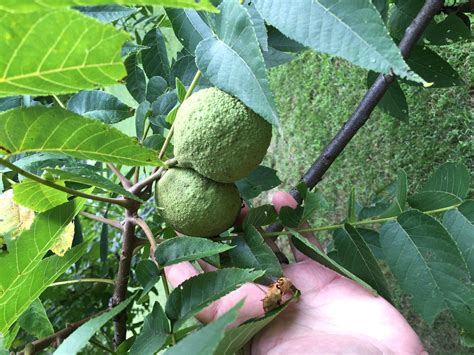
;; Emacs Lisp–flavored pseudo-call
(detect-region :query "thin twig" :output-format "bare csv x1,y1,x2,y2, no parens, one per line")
266,0,445,234
264,203,462,237
128,217,158,258
53,95,65,109
21,311,106,354
107,163,131,188
129,158,177,195
80,211,124,230
0,158,131,208
49,278,116,287
89,337,115,354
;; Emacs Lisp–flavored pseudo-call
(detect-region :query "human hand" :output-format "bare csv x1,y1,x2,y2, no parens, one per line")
165,192,426,354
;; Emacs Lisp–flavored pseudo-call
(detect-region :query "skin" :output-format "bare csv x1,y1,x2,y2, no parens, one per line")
165,192,427,355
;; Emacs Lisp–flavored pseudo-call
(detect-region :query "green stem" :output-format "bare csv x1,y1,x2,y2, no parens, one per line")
0,158,131,208
158,70,202,160
53,95,65,109
263,204,462,237
49,278,115,287
89,337,115,354
161,271,176,345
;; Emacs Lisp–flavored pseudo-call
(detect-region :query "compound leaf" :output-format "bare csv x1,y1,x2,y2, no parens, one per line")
0,107,161,166
0,10,128,97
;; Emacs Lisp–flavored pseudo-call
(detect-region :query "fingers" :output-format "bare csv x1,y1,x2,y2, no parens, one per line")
272,192,323,262
164,261,268,327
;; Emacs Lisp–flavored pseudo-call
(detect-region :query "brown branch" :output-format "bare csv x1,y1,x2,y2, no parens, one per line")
107,163,131,189
128,217,158,258
0,157,132,209
266,0,445,234
129,158,177,196
21,311,106,354
80,211,124,231
109,210,137,348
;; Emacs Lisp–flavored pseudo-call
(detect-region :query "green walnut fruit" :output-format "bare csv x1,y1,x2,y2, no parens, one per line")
174,87,272,183
155,168,241,237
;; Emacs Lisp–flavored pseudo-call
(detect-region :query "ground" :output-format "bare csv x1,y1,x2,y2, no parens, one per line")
267,41,473,354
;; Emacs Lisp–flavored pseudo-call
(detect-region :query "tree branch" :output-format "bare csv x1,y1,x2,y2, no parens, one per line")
107,163,131,189
129,158,177,195
128,217,158,258
110,210,137,348
267,0,444,233
80,211,124,231
21,311,106,354
0,158,132,209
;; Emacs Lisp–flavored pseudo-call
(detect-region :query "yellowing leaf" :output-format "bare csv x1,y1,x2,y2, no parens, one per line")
51,222,75,256
0,189,35,238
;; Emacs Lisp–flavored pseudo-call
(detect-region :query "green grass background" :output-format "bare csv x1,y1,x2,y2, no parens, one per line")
267,41,473,353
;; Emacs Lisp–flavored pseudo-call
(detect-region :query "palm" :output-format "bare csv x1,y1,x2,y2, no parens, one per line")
165,192,425,354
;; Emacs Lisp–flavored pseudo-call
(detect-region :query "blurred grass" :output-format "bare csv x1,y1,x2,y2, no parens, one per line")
267,41,472,354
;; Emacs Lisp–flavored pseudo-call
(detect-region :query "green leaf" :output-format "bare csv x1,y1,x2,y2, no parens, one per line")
302,190,328,219
267,26,306,53
142,28,171,84
165,268,264,329
359,170,407,219
334,225,391,301
165,301,242,355
135,101,151,141
357,228,384,260
236,166,281,201
372,0,388,21
388,0,426,40
243,0,268,51
0,229,90,333
146,76,168,103
176,77,187,102
255,0,425,84
0,10,128,97
75,5,137,23
380,210,474,332
421,162,470,198
1,323,19,350
291,231,376,294
0,0,218,13
244,205,278,227
443,201,474,281
196,0,279,125
407,191,462,212
165,9,213,55
18,299,54,339
54,298,134,355
214,299,292,354
125,54,147,104
0,107,161,166
404,46,463,88
367,72,409,122
347,187,357,223
129,302,170,355
279,206,304,228
155,237,233,267
45,167,144,202
408,162,469,211
0,96,23,112
423,14,472,46
228,224,283,280
67,90,132,124
13,179,68,212
136,260,160,294
262,47,295,69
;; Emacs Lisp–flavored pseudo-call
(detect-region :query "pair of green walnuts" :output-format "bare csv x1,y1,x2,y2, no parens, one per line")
155,88,272,236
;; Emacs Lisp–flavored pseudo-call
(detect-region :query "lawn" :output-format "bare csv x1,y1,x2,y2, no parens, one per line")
267,41,473,353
